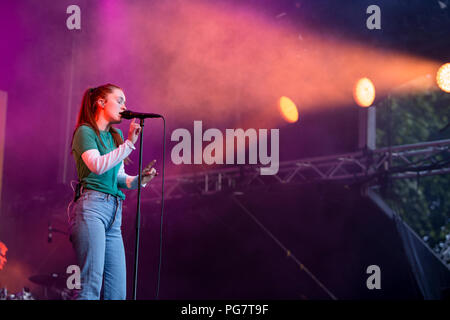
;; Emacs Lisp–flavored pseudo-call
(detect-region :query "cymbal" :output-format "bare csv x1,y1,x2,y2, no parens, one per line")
28,273,67,288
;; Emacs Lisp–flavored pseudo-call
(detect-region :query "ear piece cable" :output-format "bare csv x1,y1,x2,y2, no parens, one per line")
66,180,79,223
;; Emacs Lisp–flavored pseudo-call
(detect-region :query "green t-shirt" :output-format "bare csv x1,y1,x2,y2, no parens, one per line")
72,125,126,200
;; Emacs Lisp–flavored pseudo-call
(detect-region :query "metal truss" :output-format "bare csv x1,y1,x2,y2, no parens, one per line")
143,139,450,202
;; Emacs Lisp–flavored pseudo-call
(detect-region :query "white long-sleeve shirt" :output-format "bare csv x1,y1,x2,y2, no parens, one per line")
81,140,146,189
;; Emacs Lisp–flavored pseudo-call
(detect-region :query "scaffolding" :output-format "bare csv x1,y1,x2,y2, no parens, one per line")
142,138,450,202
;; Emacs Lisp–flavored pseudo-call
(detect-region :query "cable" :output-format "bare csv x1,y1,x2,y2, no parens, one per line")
231,194,338,300
155,116,166,299
66,180,79,223
70,180,78,192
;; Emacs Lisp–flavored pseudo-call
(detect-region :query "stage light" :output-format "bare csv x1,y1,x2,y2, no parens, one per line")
436,63,450,93
279,96,299,123
354,77,376,107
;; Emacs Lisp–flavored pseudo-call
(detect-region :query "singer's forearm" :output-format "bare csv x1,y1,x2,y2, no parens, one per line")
81,140,135,175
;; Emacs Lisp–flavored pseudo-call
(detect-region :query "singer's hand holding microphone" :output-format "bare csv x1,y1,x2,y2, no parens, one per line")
121,110,162,145
127,119,141,145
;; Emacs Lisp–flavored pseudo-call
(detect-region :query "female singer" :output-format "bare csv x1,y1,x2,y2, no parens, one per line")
69,83,157,300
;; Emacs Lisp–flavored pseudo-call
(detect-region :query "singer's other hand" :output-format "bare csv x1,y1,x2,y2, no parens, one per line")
141,159,158,184
128,119,141,144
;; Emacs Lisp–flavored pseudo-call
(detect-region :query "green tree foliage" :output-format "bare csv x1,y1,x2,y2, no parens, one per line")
376,90,450,252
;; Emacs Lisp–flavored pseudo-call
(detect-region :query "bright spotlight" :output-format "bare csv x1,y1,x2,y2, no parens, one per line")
279,96,299,123
436,63,450,93
354,77,376,107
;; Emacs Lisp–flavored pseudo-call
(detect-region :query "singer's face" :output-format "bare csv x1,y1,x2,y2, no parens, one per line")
104,88,127,124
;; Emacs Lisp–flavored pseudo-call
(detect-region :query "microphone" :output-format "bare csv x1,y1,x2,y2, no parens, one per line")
120,110,162,119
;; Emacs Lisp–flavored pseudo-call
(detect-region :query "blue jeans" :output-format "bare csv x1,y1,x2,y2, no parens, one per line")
69,189,126,300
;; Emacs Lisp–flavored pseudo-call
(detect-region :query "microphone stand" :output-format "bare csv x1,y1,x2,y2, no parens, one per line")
132,118,145,300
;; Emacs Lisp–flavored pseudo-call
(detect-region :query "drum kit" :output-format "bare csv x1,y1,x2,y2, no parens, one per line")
0,273,77,300
0,287,34,300
0,211,78,300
